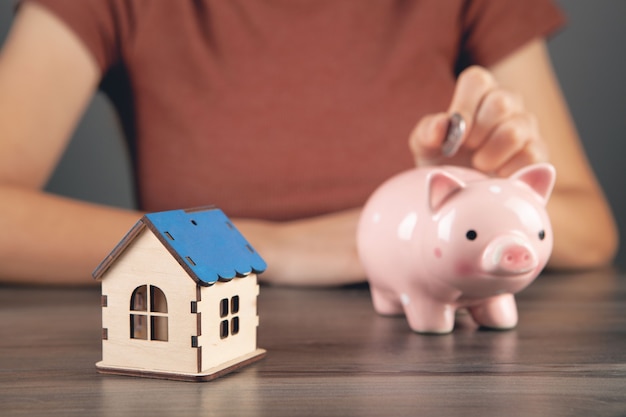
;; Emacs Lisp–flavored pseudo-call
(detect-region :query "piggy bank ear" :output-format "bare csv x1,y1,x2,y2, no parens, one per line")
427,170,466,212
509,163,556,205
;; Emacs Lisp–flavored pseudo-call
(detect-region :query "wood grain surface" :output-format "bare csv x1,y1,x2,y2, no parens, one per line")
1,268,625,416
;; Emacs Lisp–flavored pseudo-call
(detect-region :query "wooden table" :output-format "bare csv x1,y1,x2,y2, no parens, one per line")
1,268,625,416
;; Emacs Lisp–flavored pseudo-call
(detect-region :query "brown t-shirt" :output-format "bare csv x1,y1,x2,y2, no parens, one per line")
29,0,564,220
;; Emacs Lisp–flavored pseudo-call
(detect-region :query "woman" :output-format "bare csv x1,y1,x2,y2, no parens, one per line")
0,0,617,285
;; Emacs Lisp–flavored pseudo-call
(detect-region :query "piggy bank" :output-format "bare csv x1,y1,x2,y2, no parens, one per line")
357,163,555,334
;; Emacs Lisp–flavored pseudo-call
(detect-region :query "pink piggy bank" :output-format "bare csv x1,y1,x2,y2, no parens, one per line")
357,163,555,334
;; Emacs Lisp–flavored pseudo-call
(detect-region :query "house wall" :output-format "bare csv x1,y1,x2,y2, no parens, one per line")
100,230,199,374
198,276,260,372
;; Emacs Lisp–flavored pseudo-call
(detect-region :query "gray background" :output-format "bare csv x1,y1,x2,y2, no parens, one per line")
1,0,625,266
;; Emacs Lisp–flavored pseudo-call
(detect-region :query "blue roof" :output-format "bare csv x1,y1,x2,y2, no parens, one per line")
93,207,267,286
144,208,267,285
141,207,267,285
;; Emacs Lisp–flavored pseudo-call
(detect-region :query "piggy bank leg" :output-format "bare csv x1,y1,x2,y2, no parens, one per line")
403,298,456,334
370,287,404,316
469,294,519,330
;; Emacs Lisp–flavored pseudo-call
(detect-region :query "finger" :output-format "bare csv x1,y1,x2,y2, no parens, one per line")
472,113,541,173
409,112,449,163
447,66,498,146
469,88,524,150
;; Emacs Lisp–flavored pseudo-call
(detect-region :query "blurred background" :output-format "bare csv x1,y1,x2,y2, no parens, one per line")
1,0,625,266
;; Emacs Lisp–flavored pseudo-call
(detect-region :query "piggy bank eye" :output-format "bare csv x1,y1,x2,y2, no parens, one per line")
538,230,546,240
466,230,477,241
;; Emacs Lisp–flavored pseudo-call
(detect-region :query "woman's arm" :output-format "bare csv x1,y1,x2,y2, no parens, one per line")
0,3,140,285
0,3,364,287
248,39,620,286
490,40,618,269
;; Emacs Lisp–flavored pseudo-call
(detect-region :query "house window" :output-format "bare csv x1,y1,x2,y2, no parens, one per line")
219,295,240,339
130,285,168,341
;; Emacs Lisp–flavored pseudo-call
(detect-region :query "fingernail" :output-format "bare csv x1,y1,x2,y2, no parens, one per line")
441,113,465,157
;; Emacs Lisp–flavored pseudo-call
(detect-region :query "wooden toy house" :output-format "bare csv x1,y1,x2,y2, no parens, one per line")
92,206,267,382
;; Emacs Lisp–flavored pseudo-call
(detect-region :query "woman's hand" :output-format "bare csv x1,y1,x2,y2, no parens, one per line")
233,209,366,287
409,66,548,177
409,39,618,269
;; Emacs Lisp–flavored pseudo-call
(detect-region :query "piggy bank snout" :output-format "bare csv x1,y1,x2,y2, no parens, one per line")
481,235,538,275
